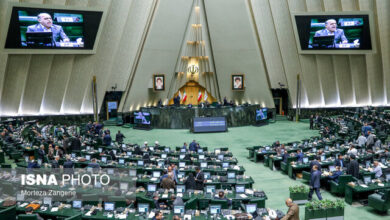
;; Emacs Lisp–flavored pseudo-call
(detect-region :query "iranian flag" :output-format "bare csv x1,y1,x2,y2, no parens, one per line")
182,90,187,102
197,90,202,102
204,91,208,101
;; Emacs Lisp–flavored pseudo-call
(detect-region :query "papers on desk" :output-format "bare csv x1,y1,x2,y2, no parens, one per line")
116,213,127,219
148,212,155,218
177,193,183,197
20,203,29,207
162,194,168,198
85,211,92,216
360,184,368,188
239,194,248,198
184,215,192,220
378,183,384,187
51,207,58,212
245,189,254,195
206,180,212,183
150,177,157,181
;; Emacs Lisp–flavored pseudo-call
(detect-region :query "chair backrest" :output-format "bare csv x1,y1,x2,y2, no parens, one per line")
198,199,209,210
338,175,353,185
184,197,197,210
210,199,228,209
18,214,38,220
0,206,16,220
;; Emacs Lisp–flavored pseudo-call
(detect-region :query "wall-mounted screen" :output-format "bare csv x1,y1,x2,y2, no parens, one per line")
3,4,104,53
256,108,267,121
292,12,374,54
134,112,151,125
193,117,227,133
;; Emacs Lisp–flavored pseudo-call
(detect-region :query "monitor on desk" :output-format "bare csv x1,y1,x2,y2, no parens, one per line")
198,149,204,153
218,154,224,161
119,158,125,165
120,182,128,191
363,175,371,184
98,148,103,153
228,172,236,179
161,154,167,159
85,154,91,161
179,154,185,160
176,185,186,193
137,160,144,166
153,171,160,178
325,146,329,151
71,153,76,158
147,184,157,192
129,169,137,177
265,146,270,151
158,161,165,167
174,205,185,214
206,185,216,193
86,146,91,151
210,205,221,215
312,148,317,153
179,162,186,168
222,162,229,168
138,203,149,213
101,156,107,163
386,173,390,182
303,157,309,164
204,172,211,179
43,197,52,206
177,172,185,179
201,162,207,168
321,155,325,161
329,165,336,172
180,148,186,153
104,202,115,211
236,185,245,193
112,150,117,155
127,151,132,156
149,147,154,151
199,154,205,160
365,161,371,168
164,147,170,152
72,200,82,209
246,204,257,214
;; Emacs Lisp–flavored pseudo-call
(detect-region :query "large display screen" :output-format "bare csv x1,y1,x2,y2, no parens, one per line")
294,14,372,52
193,117,227,133
134,112,151,125
256,108,267,121
4,6,103,50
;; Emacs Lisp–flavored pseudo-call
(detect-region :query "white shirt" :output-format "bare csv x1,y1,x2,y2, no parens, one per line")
373,165,382,178
357,135,367,147
348,148,358,156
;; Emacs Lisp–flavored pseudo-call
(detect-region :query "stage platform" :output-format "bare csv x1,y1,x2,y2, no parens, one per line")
122,105,275,129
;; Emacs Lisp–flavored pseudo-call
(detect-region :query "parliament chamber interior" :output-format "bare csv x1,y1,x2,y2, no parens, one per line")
0,0,390,220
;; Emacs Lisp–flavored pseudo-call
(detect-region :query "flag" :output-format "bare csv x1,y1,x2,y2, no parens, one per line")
197,90,202,102
204,91,208,101
182,90,187,102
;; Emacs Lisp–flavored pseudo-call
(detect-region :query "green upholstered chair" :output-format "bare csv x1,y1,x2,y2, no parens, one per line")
17,214,38,220
0,206,16,220
64,214,82,220
198,198,209,210
232,199,241,210
330,175,354,196
209,199,229,209
249,197,266,208
108,196,127,207
302,171,311,182
368,189,390,213
184,197,197,210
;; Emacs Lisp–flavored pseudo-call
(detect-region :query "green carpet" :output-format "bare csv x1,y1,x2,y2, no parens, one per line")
106,117,387,220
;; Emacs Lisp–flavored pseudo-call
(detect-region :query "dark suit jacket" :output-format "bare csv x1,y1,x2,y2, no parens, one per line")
51,160,60,168
37,149,45,160
63,160,74,168
328,171,343,183
88,162,100,169
347,160,359,178
314,28,347,44
310,160,322,172
189,142,197,151
27,24,69,44
335,159,345,168
310,170,321,188
297,153,304,162
281,203,299,220
195,172,205,190
70,138,81,151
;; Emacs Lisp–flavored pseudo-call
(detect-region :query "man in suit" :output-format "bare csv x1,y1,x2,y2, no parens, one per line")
328,166,343,183
281,198,299,220
335,154,345,169
51,156,60,169
27,13,69,45
314,19,347,44
215,191,232,206
189,140,197,152
37,145,46,161
70,135,81,151
308,165,322,200
310,115,314,130
115,131,125,144
347,154,359,178
103,132,112,146
194,167,205,190
296,149,304,163
63,155,74,174
54,145,64,158
88,158,100,170
310,156,322,172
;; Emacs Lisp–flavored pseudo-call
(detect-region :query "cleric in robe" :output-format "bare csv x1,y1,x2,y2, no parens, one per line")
314,19,347,44
27,13,70,43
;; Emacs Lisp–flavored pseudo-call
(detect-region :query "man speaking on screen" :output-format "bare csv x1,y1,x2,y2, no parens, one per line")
27,13,70,44
314,19,348,44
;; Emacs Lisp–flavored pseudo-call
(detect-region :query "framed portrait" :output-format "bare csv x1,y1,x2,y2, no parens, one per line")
232,74,244,91
153,74,165,91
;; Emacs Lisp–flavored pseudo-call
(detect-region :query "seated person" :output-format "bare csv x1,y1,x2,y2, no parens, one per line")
373,160,383,179
215,191,232,206
24,206,44,220
160,173,175,190
328,166,343,183
153,195,167,210
296,149,304,162
152,211,164,220
51,156,60,168
27,159,40,169
88,158,100,169
63,155,74,168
